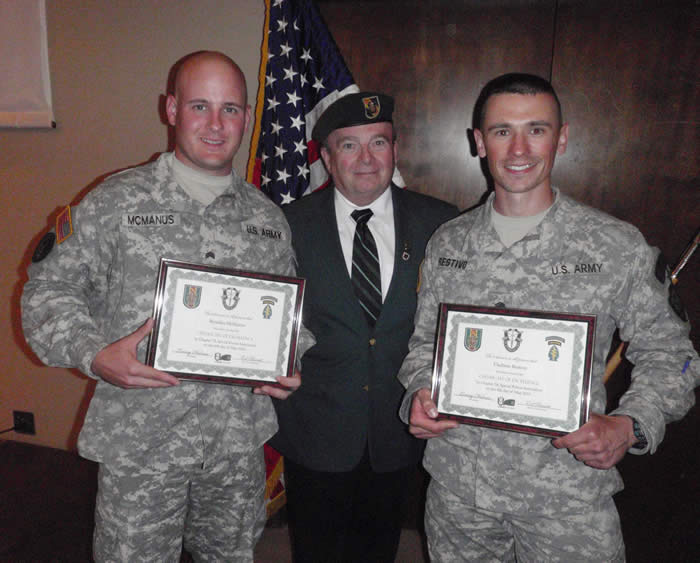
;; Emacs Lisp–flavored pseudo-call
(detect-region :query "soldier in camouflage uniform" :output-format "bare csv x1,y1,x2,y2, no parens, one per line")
398,73,698,562
21,52,311,562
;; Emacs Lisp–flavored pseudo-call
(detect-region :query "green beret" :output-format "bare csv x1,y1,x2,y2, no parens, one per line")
312,92,394,143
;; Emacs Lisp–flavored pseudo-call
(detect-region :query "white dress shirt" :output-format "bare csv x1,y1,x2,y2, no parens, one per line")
334,187,395,302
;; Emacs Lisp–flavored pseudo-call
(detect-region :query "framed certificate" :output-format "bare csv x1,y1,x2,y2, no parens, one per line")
432,304,595,438
145,259,305,387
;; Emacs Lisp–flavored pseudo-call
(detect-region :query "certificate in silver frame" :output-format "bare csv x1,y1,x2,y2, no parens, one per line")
146,259,305,387
432,304,595,438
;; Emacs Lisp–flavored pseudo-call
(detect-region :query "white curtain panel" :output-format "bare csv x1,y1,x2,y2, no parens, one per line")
0,0,54,128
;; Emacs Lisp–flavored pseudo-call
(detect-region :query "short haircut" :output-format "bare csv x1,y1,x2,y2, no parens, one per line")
474,73,563,130
168,51,246,100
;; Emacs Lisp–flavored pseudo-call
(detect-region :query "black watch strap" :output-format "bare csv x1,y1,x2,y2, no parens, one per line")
630,417,648,450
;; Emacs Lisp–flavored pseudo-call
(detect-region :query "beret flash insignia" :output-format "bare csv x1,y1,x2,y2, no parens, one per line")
362,95,381,119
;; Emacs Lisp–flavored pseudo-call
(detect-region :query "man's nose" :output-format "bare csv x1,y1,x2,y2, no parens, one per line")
509,131,527,155
209,110,223,131
359,145,373,163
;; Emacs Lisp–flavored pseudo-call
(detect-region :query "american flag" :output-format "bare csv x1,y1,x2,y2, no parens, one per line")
247,0,358,204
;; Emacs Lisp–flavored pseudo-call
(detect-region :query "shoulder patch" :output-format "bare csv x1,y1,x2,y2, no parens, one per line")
56,206,73,244
32,232,56,262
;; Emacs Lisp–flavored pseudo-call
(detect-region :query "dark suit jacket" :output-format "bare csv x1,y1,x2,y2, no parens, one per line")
270,184,458,472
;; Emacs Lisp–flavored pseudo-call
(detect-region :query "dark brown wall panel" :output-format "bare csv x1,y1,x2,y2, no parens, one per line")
552,0,699,344
318,0,555,210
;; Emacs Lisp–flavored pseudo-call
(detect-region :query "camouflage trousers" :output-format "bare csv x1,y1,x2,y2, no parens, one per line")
425,479,625,562
93,448,266,562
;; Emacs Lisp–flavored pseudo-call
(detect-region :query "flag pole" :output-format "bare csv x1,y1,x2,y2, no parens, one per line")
246,0,271,185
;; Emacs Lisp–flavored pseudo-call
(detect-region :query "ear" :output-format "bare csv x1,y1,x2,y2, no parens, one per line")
166,94,177,127
473,129,487,158
244,105,252,132
320,146,331,171
556,123,569,155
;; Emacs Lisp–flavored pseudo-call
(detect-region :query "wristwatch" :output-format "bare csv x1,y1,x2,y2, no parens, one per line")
630,417,648,450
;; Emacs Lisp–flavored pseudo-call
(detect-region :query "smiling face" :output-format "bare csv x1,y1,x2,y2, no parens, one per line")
166,53,251,176
474,92,568,201
321,121,397,206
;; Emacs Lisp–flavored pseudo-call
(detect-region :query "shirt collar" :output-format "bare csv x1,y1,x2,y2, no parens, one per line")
334,185,393,220
463,187,564,260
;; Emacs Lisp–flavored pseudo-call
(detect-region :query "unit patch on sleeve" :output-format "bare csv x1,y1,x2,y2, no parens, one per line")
32,232,56,262
56,206,73,244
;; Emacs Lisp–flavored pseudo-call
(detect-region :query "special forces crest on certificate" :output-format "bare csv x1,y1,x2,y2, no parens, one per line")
222,287,240,310
503,328,523,352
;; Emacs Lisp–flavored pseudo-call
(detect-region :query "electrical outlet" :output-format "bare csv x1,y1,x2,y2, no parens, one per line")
13,411,36,435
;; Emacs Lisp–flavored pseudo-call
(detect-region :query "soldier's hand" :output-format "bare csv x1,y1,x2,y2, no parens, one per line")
552,413,636,469
91,318,180,389
408,388,459,439
255,369,301,400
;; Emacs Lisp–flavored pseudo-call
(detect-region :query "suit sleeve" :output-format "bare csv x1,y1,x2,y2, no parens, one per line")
277,205,316,360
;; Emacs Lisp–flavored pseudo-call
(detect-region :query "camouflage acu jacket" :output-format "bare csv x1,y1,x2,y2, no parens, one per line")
22,153,312,468
398,188,697,516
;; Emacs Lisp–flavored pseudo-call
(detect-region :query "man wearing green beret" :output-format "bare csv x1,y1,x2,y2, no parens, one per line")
271,92,458,562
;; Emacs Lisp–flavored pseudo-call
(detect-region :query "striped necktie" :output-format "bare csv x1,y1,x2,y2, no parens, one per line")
351,208,382,325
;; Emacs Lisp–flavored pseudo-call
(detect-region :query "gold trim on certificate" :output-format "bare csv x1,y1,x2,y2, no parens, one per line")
146,259,305,387
432,304,595,437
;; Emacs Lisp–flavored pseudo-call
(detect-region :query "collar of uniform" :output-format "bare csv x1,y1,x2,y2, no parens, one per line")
151,152,244,211
534,186,566,260
460,191,502,256
460,187,565,261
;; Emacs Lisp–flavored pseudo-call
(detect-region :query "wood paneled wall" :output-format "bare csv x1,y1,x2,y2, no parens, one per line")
318,0,699,345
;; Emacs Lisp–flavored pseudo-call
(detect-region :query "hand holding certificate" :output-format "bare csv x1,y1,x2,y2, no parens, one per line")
431,304,595,438
146,259,305,388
